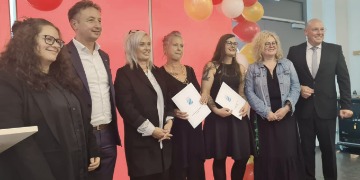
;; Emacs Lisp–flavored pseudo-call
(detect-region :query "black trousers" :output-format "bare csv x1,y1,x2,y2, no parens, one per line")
298,111,337,180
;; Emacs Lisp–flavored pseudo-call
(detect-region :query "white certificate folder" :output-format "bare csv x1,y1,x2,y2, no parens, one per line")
215,82,246,120
172,83,211,128
0,126,38,153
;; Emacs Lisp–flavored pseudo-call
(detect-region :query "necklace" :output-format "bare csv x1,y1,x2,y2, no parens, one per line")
165,64,189,84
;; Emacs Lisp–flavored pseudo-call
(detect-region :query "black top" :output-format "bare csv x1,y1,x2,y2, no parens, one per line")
264,65,282,112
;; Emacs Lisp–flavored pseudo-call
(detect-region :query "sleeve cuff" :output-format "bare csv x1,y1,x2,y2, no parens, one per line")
166,116,174,122
137,119,155,136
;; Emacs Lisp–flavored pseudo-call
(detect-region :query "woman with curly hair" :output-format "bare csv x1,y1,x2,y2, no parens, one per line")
0,18,99,180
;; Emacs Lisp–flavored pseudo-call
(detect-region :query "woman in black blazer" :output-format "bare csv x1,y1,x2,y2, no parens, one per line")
0,18,99,180
115,30,173,180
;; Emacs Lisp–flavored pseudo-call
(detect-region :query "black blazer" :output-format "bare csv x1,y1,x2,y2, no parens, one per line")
287,42,351,119
0,71,98,180
66,41,121,145
114,64,173,177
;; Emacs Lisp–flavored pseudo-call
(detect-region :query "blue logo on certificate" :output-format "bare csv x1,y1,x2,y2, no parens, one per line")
186,97,193,105
225,95,231,102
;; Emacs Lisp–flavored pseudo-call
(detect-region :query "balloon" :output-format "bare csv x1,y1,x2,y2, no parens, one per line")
233,21,260,43
239,43,256,64
243,163,254,180
243,0,258,7
212,0,223,5
236,53,249,69
27,0,63,11
233,15,246,23
242,2,264,22
221,0,244,18
184,0,213,21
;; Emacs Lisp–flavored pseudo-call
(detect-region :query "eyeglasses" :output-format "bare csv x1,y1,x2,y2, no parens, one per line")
310,28,326,33
128,29,140,34
225,41,238,46
264,41,277,47
43,35,64,48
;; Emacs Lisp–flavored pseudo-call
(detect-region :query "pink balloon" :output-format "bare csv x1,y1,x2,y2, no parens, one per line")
243,0,258,7
212,0,223,5
233,21,260,43
27,0,63,11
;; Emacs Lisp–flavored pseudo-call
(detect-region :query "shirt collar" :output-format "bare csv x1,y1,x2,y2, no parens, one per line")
306,41,322,50
72,38,101,52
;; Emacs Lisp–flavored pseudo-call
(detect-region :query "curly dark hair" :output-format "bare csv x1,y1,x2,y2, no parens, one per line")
210,34,240,75
68,0,101,21
0,18,81,92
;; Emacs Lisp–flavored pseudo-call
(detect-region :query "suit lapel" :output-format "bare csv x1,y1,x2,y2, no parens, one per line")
134,66,156,93
67,41,90,94
316,42,327,78
30,91,61,143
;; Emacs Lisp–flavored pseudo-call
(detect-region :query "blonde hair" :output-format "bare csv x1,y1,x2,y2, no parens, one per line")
125,30,153,70
162,31,182,55
251,30,283,63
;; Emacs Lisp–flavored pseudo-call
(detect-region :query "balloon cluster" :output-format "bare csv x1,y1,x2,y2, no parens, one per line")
27,0,63,11
184,0,264,65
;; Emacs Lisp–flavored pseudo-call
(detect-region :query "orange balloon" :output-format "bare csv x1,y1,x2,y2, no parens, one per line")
240,43,256,64
242,1,264,22
184,0,213,21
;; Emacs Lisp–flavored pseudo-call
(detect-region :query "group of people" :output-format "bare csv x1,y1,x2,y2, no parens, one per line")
0,0,354,180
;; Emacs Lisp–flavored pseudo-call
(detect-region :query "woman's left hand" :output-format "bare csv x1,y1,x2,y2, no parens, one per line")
274,107,289,121
158,120,173,142
88,157,100,171
239,102,250,117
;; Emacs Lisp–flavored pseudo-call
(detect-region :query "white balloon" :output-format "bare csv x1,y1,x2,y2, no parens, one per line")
221,0,244,18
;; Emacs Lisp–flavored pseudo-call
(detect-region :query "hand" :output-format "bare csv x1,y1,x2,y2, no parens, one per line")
300,85,314,99
174,109,188,120
274,107,289,121
159,121,173,142
152,127,167,140
200,93,209,104
214,107,232,117
267,111,278,121
339,109,353,119
88,157,100,171
239,102,250,117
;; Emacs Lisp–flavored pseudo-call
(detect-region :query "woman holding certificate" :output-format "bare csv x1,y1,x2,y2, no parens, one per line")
0,18,99,180
159,31,205,180
114,30,173,180
245,31,304,180
201,34,253,180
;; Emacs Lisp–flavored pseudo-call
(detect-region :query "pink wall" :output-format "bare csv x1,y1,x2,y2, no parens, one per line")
13,1,233,179
0,0,10,50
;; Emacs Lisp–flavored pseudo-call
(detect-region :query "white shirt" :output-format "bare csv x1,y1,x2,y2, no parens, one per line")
306,41,322,76
73,39,112,126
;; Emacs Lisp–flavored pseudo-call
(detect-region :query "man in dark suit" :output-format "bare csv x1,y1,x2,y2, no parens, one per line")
287,18,353,180
66,1,121,179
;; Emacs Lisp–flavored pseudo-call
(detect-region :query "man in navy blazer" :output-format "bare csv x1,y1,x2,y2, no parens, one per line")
66,1,121,179
287,18,353,180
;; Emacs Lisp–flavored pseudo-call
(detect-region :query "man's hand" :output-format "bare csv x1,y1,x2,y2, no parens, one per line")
88,157,100,171
339,109,353,119
301,85,314,99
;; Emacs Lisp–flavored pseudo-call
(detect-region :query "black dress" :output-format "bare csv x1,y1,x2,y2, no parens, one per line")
159,66,205,180
254,66,304,180
203,63,253,160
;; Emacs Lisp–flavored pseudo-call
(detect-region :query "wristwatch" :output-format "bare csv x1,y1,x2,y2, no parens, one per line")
285,101,292,112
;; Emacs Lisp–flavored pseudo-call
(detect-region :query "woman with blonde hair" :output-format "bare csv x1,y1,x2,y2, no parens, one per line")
245,31,304,180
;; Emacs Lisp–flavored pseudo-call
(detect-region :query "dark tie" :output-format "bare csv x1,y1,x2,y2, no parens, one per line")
311,46,318,78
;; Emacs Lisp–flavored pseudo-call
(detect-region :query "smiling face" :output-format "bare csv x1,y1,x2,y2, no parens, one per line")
165,36,184,61
71,7,102,43
224,37,237,57
261,36,277,59
36,25,62,68
305,19,325,46
136,35,151,62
